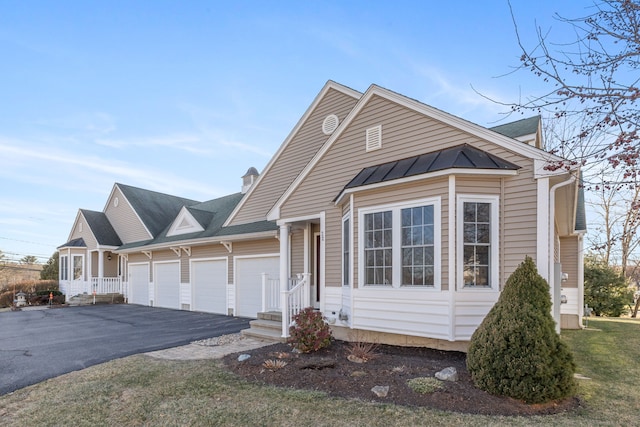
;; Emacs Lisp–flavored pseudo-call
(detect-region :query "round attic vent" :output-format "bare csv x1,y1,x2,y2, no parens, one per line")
322,114,339,135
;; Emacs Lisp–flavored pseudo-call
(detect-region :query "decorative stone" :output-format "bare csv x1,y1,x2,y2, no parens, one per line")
351,370,367,377
435,367,458,382
371,385,389,397
237,354,251,362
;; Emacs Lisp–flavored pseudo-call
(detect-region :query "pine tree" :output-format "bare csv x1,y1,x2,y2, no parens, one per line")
466,256,576,404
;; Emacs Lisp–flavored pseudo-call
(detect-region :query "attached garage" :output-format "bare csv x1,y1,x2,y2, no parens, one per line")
191,258,227,314
154,261,180,309
235,255,279,318
128,263,150,305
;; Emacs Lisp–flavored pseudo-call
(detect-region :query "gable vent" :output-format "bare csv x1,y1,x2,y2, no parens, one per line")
322,114,339,135
366,125,382,152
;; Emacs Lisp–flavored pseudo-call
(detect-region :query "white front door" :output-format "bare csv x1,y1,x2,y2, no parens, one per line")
191,259,227,314
235,256,279,318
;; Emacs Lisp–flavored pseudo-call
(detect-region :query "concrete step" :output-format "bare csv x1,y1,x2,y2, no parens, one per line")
241,313,286,342
257,311,282,322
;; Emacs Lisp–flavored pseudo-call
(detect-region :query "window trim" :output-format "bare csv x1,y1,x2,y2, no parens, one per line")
358,197,441,290
342,213,351,287
72,254,84,281
456,194,499,291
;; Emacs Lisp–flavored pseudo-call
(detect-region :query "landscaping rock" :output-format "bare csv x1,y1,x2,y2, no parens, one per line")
371,385,389,397
237,354,251,362
435,367,458,382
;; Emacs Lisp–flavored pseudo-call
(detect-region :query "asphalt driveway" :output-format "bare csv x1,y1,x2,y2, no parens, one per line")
0,304,252,395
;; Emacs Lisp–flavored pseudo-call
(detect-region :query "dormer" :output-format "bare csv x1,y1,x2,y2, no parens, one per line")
242,167,259,194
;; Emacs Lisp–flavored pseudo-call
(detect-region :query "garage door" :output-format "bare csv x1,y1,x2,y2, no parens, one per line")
155,262,180,309
192,259,227,314
235,256,279,318
129,264,149,305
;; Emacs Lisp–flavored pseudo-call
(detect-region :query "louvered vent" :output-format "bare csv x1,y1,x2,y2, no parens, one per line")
366,125,382,152
322,114,339,135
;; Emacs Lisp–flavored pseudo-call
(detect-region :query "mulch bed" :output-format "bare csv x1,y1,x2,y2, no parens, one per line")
222,340,581,416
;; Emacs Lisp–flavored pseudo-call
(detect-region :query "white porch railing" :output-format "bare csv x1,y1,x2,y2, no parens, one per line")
260,273,312,338
283,273,311,338
91,277,122,294
60,277,123,297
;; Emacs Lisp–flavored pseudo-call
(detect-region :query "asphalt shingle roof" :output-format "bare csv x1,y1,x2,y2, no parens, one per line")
57,237,86,249
116,183,201,238
80,209,122,246
489,116,540,139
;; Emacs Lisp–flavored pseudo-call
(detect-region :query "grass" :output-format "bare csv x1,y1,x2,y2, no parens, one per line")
1,317,638,426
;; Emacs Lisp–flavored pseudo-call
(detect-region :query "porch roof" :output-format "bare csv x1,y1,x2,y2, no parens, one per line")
57,237,86,249
341,144,521,193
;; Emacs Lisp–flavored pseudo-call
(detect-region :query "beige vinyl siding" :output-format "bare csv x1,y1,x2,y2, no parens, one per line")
559,236,579,289
104,187,152,244
69,214,98,249
230,88,359,226
280,95,539,291
290,229,305,275
353,179,450,290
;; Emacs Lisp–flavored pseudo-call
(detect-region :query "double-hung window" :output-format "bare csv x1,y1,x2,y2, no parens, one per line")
457,195,499,289
60,255,68,281
360,198,440,288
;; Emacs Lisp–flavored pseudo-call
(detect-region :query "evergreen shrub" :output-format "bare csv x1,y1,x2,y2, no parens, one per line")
466,256,576,404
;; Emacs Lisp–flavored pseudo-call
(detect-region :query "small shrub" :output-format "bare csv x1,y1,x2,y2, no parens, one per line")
288,307,332,353
466,256,577,404
407,377,444,394
347,337,379,363
262,359,288,371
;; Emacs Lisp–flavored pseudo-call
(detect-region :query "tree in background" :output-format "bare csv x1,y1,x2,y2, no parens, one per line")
584,256,634,316
20,255,38,265
40,252,59,281
467,257,576,404
510,0,640,180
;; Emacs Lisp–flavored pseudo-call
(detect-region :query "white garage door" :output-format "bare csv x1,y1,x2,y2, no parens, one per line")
129,264,149,306
192,259,227,314
155,262,180,309
235,256,279,318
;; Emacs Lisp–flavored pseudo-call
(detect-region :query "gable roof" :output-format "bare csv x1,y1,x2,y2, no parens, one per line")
224,80,362,227
80,209,122,246
114,183,201,238
490,116,540,140
116,192,278,251
57,237,86,249
267,84,567,221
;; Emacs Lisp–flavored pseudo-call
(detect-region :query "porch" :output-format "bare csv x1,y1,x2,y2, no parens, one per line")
241,272,313,341
60,277,127,300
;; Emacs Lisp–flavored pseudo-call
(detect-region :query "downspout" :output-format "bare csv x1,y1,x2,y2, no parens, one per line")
549,174,577,333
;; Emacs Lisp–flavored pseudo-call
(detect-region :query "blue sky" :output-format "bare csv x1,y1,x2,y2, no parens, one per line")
0,0,589,263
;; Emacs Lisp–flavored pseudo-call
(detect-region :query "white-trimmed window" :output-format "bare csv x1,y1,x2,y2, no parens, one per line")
457,195,499,289
359,198,441,288
342,214,350,287
60,255,68,281
72,255,84,281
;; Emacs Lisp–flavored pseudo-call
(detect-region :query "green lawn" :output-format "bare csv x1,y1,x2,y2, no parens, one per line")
1,317,638,426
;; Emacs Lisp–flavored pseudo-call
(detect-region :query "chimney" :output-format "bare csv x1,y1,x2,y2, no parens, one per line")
242,167,259,194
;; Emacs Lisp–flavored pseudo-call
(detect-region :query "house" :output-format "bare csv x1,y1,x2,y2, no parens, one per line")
58,81,586,351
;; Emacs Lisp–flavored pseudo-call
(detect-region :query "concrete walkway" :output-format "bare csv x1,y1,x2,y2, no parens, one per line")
144,334,274,360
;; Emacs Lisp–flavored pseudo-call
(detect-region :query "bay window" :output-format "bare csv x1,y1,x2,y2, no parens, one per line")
360,198,440,288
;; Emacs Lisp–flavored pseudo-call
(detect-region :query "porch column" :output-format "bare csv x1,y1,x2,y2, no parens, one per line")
98,250,104,279
279,223,290,338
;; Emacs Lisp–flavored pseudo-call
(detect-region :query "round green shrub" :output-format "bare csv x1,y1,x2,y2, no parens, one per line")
466,256,577,404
